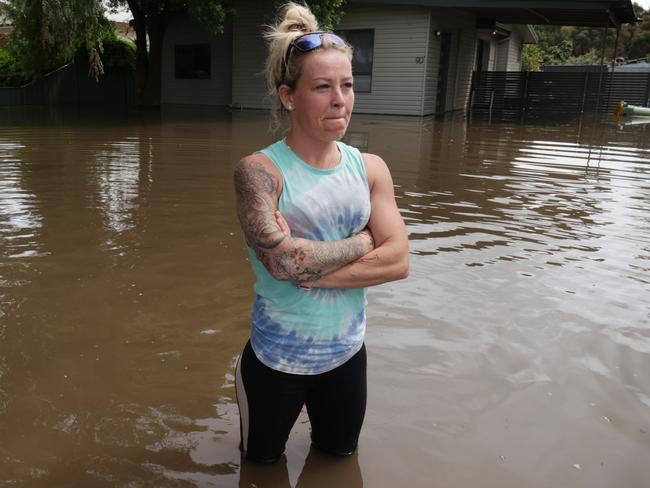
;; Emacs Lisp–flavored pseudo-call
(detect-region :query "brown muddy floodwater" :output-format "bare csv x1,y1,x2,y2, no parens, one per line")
0,106,649,488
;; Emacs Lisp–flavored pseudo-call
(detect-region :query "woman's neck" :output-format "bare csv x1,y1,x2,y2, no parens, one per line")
284,132,341,169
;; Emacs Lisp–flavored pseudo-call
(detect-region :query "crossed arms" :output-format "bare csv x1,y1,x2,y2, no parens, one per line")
233,153,409,289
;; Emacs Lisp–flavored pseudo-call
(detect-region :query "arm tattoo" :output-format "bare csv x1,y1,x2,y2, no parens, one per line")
272,236,370,283
234,159,373,283
234,160,287,250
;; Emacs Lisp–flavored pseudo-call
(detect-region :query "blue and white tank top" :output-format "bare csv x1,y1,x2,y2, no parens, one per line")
246,139,371,374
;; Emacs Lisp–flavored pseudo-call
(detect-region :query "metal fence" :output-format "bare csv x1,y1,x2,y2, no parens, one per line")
0,62,135,107
470,70,650,121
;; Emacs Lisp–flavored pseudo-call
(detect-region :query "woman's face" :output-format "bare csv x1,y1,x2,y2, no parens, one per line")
283,49,355,142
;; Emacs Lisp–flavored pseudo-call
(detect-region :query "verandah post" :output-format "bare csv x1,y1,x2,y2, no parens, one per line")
580,71,589,113
520,70,530,124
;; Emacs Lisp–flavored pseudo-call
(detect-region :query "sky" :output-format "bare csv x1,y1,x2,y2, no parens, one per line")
104,1,132,22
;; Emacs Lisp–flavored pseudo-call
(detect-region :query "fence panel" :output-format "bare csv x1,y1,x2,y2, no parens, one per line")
471,71,650,119
0,63,135,107
594,72,650,112
525,72,586,114
470,71,524,121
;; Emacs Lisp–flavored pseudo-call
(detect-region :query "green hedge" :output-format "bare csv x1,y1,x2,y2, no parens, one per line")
0,45,30,87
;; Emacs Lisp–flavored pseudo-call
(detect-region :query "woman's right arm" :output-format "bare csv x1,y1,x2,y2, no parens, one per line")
234,155,373,284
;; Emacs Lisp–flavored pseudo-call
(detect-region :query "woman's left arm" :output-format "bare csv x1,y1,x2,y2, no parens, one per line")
307,153,409,289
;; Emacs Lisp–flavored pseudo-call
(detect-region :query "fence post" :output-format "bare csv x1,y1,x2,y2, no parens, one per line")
580,71,589,113
645,73,650,108
468,85,474,121
520,71,530,124
489,89,495,124
469,71,476,115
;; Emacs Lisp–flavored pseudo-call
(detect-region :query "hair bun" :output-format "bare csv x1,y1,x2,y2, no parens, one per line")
286,22,307,33
277,2,319,34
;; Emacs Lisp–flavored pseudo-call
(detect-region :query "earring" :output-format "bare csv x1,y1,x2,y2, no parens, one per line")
286,104,294,111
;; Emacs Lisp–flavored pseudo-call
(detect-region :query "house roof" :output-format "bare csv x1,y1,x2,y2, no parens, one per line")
348,0,638,27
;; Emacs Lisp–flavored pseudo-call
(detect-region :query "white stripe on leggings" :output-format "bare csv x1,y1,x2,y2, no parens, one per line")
235,353,249,453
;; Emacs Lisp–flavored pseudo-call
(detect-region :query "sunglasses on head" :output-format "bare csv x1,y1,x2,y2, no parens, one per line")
280,32,347,85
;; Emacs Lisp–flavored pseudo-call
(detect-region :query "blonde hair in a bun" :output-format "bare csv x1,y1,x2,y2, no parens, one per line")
263,2,352,131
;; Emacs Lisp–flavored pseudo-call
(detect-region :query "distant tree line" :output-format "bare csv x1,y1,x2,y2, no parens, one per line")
522,2,650,71
0,0,346,107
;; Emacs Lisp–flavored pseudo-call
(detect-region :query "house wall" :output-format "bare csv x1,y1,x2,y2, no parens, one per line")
161,15,232,106
507,29,524,71
227,3,518,116
487,41,497,71
422,11,477,115
335,5,430,115
496,39,509,71
422,14,438,115
493,26,524,72
231,3,435,115
231,0,269,109
339,6,478,115
451,25,478,111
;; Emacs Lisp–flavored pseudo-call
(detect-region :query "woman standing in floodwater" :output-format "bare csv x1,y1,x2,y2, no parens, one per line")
233,2,409,463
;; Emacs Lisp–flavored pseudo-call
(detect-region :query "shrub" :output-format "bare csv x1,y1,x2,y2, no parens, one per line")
0,44,29,86
522,44,543,71
100,35,136,75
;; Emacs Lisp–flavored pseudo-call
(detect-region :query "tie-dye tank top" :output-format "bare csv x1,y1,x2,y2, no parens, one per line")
246,139,371,375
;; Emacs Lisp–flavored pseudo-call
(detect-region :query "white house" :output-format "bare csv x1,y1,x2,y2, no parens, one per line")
160,0,635,115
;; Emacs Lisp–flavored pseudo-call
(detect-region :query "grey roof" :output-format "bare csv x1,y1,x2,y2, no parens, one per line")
349,0,638,27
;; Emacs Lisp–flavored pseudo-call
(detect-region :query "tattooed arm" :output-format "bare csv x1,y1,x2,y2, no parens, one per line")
234,154,374,283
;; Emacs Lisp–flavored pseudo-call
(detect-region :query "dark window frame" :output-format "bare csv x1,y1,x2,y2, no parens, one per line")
174,44,211,80
334,29,374,93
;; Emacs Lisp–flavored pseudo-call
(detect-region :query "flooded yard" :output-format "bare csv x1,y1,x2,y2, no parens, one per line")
0,107,649,487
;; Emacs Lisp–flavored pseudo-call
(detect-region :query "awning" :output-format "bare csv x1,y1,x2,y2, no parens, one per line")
349,0,639,27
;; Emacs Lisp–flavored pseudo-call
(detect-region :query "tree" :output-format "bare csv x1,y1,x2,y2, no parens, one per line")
626,6,650,60
106,0,347,108
531,3,649,67
521,44,543,71
0,0,108,79
543,39,574,65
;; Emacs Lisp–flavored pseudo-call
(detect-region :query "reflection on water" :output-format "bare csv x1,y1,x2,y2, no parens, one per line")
0,142,44,260
0,107,649,487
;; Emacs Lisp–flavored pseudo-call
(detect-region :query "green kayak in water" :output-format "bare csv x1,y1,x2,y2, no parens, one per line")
614,101,650,127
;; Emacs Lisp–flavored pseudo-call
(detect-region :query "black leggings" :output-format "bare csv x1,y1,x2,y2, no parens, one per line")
235,340,367,463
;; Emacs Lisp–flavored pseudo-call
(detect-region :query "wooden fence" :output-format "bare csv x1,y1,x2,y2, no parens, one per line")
0,62,135,107
470,71,650,121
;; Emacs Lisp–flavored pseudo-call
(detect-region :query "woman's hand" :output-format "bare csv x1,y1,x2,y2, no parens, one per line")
357,228,375,255
275,211,291,237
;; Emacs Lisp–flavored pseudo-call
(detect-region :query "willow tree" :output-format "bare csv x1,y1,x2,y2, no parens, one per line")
106,0,346,107
0,0,108,79
2,0,347,105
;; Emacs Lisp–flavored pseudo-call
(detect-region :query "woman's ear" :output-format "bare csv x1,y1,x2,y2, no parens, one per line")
278,84,295,112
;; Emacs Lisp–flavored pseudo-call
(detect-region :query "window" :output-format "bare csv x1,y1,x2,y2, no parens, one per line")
335,29,374,93
175,44,211,80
